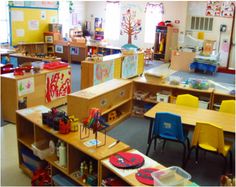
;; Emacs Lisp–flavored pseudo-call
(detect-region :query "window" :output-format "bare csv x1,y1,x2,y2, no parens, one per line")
58,1,70,37
144,3,163,44
104,1,120,40
190,16,213,31
0,0,10,43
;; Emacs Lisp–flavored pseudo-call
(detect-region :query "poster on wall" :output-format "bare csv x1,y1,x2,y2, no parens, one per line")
122,55,138,79
206,1,235,17
17,77,35,96
28,20,39,30
45,69,71,103
11,10,24,21
93,60,114,85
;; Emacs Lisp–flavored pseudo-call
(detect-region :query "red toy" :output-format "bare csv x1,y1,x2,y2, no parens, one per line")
1,63,14,74
14,67,24,76
31,168,51,186
59,118,71,134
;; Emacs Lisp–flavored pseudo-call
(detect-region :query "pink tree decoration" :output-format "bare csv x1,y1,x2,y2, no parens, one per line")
121,9,142,44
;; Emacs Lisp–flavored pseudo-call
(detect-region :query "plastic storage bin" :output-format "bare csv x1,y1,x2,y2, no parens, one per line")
199,100,209,109
151,166,191,186
31,140,52,160
156,93,170,103
31,61,44,69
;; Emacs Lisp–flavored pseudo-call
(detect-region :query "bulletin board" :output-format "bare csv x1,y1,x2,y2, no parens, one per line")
10,7,58,46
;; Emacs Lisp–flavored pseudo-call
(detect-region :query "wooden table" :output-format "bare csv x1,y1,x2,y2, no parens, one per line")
144,102,235,144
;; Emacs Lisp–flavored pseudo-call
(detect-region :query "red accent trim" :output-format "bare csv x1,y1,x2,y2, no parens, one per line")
217,67,235,74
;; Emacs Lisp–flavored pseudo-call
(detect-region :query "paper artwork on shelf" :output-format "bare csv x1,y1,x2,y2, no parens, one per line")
122,55,138,79
84,139,101,147
12,10,24,21
17,77,35,96
102,149,160,177
28,20,39,30
93,60,114,86
45,69,71,103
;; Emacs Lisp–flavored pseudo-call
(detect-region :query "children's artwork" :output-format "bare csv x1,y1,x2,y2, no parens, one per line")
93,60,114,85
122,55,138,79
28,20,39,30
55,45,63,53
70,47,79,55
17,77,35,96
45,36,53,43
206,1,235,18
45,69,71,103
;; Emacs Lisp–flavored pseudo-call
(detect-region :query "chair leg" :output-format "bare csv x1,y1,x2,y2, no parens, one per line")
185,147,194,168
154,138,157,150
223,155,227,174
181,143,186,168
146,139,153,155
161,140,166,152
195,146,199,164
229,151,233,173
186,137,190,152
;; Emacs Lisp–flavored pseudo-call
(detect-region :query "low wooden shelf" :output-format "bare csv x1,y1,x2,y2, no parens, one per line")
16,105,130,186
1,66,71,123
68,79,133,130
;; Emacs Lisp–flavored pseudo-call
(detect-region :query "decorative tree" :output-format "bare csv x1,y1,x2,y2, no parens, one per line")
121,9,142,44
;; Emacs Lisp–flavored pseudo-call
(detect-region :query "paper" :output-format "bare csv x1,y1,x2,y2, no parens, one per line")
16,29,24,37
93,60,114,85
17,77,35,96
102,149,160,177
55,45,63,53
45,69,71,103
84,139,101,147
28,20,39,30
11,10,24,21
122,55,138,79
50,16,58,23
41,10,46,20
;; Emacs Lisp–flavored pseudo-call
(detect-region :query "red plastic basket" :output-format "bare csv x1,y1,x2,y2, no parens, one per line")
44,61,68,70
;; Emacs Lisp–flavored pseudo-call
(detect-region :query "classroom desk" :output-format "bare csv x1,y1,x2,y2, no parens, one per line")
144,102,235,144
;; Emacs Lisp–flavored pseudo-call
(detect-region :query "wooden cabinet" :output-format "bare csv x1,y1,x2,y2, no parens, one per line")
1,66,70,123
154,26,178,62
132,77,214,116
54,41,71,63
17,42,47,55
68,79,133,130
16,105,130,185
87,44,121,56
69,42,87,63
44,32,61,55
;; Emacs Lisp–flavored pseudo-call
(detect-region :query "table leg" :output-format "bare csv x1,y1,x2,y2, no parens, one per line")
147,118,153,144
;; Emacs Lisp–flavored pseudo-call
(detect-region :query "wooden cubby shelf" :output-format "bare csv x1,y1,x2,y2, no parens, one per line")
16,105,130,186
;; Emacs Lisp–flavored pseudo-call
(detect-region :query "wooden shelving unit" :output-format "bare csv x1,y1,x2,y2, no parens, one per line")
68,79,133,130
1,66,70,123
16,105,130,186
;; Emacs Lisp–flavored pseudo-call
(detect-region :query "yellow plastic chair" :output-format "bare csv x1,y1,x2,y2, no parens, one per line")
219,100,235,114
186,122,232,173
176,94,199,108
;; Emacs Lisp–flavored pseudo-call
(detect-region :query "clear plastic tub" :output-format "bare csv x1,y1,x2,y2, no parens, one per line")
151,166,191,186
31,140,52,160
31,61,44,69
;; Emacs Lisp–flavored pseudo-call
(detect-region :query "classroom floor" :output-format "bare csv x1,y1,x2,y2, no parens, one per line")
1,61,235,186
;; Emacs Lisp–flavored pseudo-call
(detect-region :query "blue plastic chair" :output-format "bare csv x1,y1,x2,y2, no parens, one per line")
146,112,190,167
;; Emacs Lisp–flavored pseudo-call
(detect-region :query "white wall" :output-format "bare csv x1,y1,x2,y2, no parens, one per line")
84,1,188,49
186,1,234,67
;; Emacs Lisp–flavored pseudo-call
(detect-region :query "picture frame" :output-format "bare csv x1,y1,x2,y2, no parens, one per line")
70,47,79,55
45,35,53,43
55,45,63,53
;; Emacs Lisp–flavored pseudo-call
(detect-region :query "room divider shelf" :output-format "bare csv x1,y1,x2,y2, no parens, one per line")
16,105,130,186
